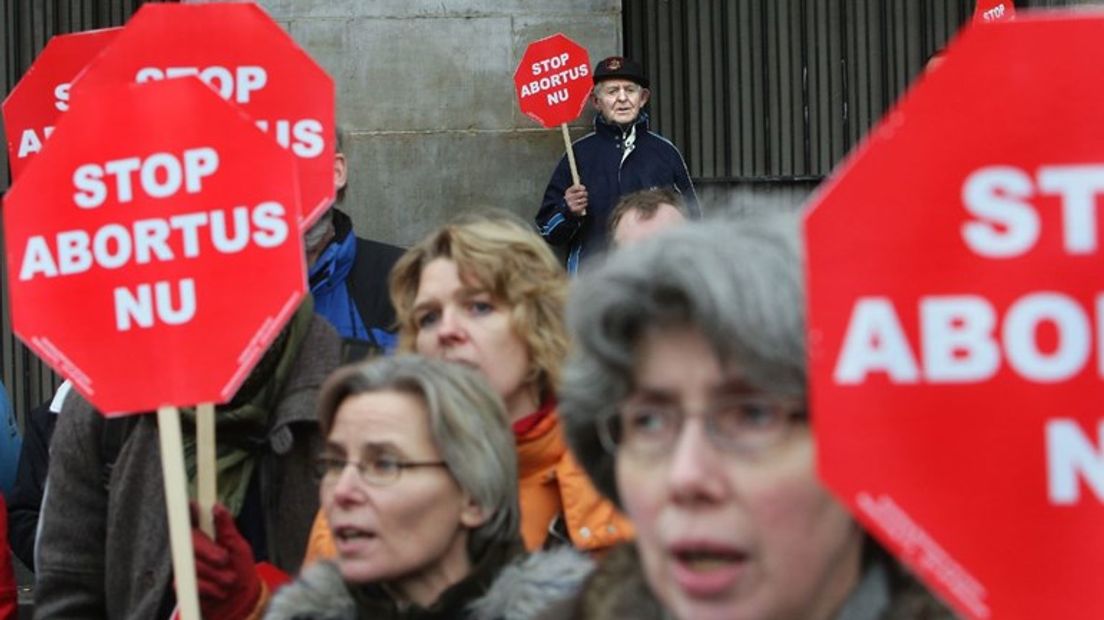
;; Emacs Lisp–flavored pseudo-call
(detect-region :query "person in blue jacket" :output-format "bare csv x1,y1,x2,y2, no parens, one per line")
0,382,20,497
535,56,699,274
305,127,405,359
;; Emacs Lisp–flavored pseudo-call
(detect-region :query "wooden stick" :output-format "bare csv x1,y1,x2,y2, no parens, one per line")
561,123,580,185
157,405,201,620
196,402,216,538
560,123,585,216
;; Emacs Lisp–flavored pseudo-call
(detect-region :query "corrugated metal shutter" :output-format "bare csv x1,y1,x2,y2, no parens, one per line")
622,0,1097,205
1,0,175,424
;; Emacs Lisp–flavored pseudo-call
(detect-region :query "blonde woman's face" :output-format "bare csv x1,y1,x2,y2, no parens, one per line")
411,258,535,419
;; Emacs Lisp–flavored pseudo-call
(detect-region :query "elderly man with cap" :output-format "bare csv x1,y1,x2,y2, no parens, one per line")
535,56,699,274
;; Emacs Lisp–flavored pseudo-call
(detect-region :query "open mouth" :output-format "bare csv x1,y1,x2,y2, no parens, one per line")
334,526,375,542
674,548,747,571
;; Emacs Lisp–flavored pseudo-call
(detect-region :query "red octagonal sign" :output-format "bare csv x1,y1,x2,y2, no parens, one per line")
2,28,119,180
72,2,334,226
514,33,592,128
4,78,305,415
806,14,1104,619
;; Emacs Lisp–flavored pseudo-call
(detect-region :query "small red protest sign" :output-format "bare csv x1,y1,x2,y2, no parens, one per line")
514,33,592,128
806,14,1104,620
72,2,334,225
974,0,1015,24
2,28,119,180
4,78,305,415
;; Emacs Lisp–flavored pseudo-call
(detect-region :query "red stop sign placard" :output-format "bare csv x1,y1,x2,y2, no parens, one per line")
72,2,334,226
806,15,1104,619
2,28,119,180
4,78,305,415
514,33,592,127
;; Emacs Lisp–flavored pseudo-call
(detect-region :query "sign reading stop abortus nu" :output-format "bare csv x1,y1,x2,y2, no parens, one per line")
71,2,334,226
4,77,306,415
514,33,592,190
806,13,1104,620
2,27,119,180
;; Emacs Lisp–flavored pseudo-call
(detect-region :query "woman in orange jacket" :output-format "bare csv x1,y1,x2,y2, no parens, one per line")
305,213,631,566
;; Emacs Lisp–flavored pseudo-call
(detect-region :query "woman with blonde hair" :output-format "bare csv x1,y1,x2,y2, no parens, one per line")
386,213,631,553
302,212,631,564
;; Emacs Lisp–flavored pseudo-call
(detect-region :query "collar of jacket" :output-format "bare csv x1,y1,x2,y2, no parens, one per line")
514,409,565,479
594,110,650,140
264,543,592,620
309,209,357,294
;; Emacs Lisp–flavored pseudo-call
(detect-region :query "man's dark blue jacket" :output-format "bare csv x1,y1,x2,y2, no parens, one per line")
536,112,699,273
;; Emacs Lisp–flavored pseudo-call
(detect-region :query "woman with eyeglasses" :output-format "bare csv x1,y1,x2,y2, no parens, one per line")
266,355,590,619
302,213,632,565
546,214,953,620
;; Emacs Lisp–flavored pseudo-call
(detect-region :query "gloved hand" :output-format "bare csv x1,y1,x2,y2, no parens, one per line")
191,503,262,620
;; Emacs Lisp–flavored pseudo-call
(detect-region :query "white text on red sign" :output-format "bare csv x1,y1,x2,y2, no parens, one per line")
519,53,590,107
18,146,289,331
832,163,1104,506
135,66,324,158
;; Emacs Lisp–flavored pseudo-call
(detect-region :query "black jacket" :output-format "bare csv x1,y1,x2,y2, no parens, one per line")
536,112,699,273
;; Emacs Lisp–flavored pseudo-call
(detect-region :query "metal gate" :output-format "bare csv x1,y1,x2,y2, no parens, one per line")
622,0,1096,206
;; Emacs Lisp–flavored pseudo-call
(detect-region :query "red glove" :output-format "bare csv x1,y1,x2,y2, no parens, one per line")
191,503,262,620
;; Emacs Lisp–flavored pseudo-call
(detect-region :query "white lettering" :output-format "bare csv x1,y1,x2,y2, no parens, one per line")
291,120,324,158
1037,165,1104,254
93,224,133,269
169,213,209,258
134,65,268,103
210,207,250,253
19,237,58,280
73,164,107,208
17,129,44,158
251,202,288,247
113,279,197,331
834,297,920,384
114,284,153,331
56,231,92,276
132,219,173,264
920,296,999,382
961,166,1039,258
1047,419,1104,505
53,82,71,112
1003,293,1090,383
140,152,183,199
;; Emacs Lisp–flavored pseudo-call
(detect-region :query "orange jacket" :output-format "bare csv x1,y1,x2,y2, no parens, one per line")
301,408,632,563
514,409,633,552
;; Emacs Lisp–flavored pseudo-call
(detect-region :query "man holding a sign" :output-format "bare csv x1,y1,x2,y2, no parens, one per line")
536,57,699,274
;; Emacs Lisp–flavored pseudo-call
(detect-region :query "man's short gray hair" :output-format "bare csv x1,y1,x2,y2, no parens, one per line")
559,213,806,506
318,355,520,557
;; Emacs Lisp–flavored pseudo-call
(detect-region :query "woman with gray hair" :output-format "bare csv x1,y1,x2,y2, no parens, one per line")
266,355,590,620
546,215,951,620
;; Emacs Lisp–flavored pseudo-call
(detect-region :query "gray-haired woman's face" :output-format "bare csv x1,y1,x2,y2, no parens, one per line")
320,389,487,604
614,325,864,620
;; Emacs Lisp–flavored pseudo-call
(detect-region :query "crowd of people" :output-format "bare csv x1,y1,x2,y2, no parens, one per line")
0,56,954,620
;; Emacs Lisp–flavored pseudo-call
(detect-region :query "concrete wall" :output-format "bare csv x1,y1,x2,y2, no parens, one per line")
255,0,622,246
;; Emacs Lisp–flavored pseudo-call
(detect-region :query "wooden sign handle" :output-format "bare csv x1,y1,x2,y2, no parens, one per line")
196,402,216,538
157,405,201,620
560,123,587,217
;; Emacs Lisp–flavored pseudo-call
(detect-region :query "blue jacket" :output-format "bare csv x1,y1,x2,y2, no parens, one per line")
309,209,405,356
536,112,699,273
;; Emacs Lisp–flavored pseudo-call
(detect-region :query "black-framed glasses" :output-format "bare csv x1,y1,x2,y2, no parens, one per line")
597,395,807,458
314,454,448,487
